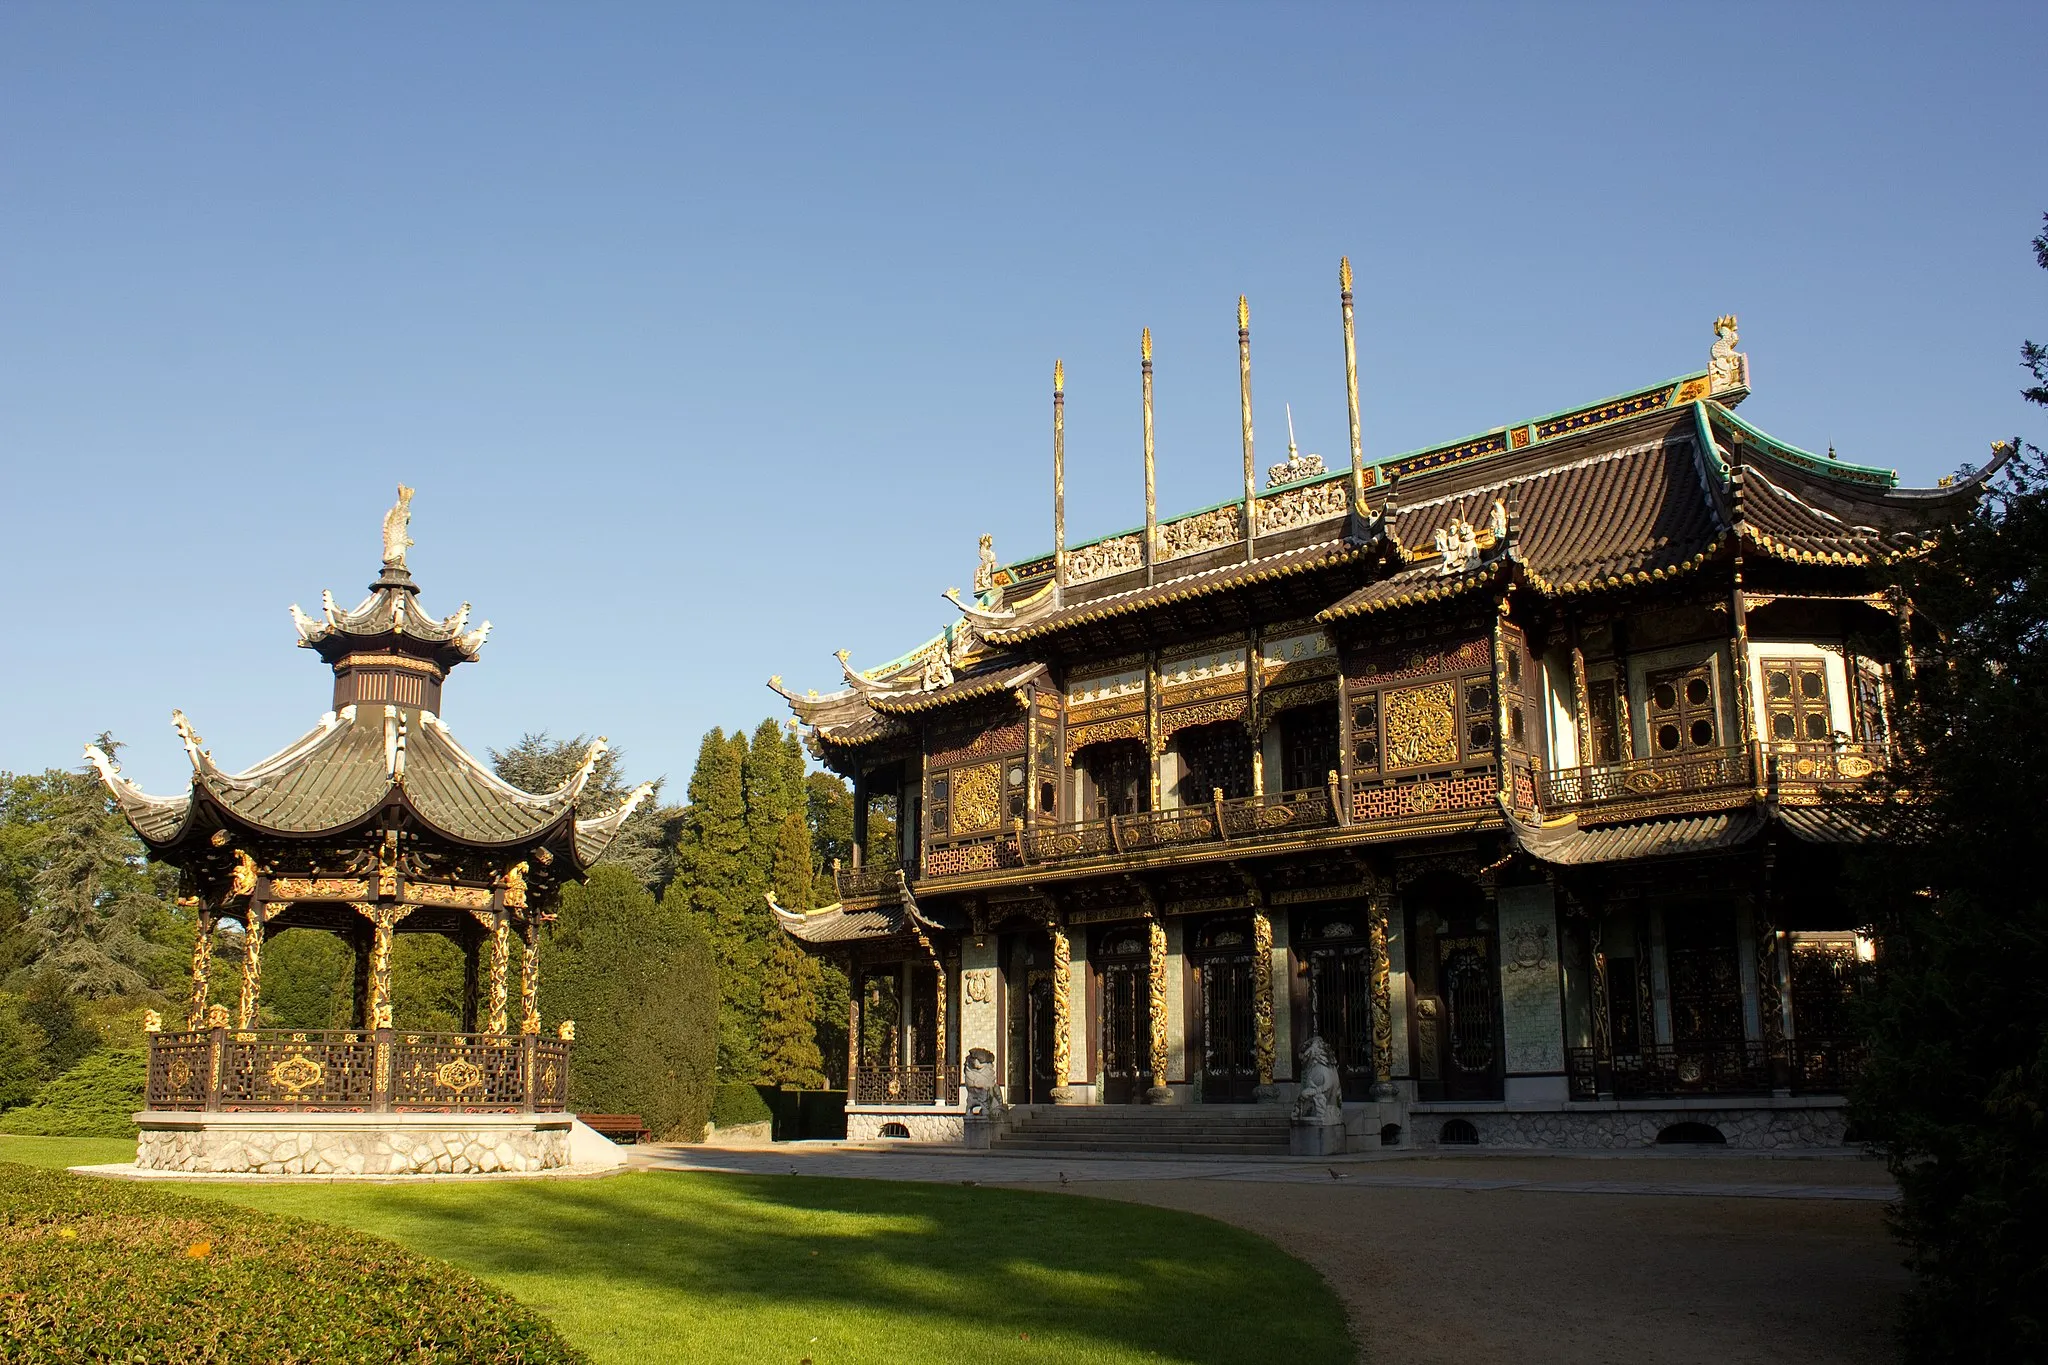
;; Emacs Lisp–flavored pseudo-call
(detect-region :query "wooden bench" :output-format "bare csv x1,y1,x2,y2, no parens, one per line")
578,1113,652,1144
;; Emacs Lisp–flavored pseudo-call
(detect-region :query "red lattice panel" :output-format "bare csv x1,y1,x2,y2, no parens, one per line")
923,839,1020,878
1345,631,1490,686
1352,772,1496,823
927,722,1026,768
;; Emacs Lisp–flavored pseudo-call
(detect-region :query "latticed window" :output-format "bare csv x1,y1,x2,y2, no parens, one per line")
1175,721,1253,802
1587,677,1623,764
1647,664,1718,753
1280,706,1339,792
1762,658,1833,742
1078,739,1148,818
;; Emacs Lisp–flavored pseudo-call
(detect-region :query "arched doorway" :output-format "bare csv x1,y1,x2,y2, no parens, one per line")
1191,917,1257,1103
1094,927,1153,1103
1406,872,1502,1102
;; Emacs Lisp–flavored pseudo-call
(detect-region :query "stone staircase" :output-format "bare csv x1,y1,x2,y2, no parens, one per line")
989,1104,1292,1156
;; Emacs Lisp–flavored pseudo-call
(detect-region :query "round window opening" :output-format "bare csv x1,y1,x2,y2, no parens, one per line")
1686,677,1711,705
1657,723,1681,752
1690,719,1715,747
1653,683,1677,711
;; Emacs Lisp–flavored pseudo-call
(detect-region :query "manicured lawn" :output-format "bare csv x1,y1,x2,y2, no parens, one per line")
3,1137,1354,1364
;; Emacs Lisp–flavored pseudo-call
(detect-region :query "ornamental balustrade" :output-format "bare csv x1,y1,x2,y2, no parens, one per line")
1765,742,1886,801
145,1027,571,1113
1538,744,1754,810
1562,1041,1858,1100
833,863,908,901
1016,786,1339,868
850,1064,957,1106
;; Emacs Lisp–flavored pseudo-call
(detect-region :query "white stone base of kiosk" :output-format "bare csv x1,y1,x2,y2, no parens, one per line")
134,1110,573,1176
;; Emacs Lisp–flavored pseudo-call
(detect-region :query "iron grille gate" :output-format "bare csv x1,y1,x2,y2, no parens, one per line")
1198,953,1257,1102
1309,945,1374,1095
1099,960,1152,1103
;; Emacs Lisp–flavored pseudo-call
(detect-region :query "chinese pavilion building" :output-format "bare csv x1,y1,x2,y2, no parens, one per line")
96,489,649,1174
771,270,2001,1151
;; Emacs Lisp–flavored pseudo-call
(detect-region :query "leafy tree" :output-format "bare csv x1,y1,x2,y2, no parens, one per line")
544,864,718,1142
674,729,759,1078
3,753,166,999
257,929,354,1031
757,812,826,1088
805,771,855,879
0,996,50,1110
1852,213,2048,1361
488,732,682,894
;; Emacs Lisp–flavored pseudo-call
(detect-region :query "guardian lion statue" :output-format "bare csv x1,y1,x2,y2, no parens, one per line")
1293,1035,1344,1124
962,1046,1005,1118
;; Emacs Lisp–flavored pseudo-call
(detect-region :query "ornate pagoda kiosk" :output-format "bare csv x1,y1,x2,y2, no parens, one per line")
771,271,2002,1152
96,488,650,1175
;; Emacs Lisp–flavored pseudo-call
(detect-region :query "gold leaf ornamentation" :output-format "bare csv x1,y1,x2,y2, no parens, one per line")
434,1058,484,1094
269,1052,326,1095
1383,681,1459,768
269,877,372,900
950,762,1004,834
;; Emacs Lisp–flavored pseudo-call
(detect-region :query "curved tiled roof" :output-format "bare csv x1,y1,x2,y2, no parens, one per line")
94,706,645,863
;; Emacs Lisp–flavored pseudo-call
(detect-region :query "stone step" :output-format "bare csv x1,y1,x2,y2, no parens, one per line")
991,1138,1290,1156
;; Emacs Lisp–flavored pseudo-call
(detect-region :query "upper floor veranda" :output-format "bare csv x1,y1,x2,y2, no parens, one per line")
773,300,2002,905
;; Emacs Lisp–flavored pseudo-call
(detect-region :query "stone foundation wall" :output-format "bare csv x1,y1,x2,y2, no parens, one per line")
1411,1103,1847,1150
848,1110,965,1144
135,1115,572,1175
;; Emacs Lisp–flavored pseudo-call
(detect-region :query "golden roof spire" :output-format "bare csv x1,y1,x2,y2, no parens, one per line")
1054,358,1064,393
1141,327,1152,364
1339,256,1353,293
1237,294,1249,331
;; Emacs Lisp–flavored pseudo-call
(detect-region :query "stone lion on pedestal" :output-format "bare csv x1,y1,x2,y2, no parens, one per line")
1294,1035,1343,1124
962,1046,1005,1118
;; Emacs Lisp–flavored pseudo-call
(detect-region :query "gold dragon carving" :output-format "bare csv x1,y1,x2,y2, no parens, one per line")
1384,681,1459,767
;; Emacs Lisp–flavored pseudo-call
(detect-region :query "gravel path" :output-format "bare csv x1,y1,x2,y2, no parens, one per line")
641,1146,1905,1363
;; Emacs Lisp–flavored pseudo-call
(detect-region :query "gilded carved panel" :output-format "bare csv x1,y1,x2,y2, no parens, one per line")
949,762,1004,834
1384,681,1459,768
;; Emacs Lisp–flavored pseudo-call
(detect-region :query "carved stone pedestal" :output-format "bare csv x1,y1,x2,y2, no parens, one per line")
1290,1118,1347,1158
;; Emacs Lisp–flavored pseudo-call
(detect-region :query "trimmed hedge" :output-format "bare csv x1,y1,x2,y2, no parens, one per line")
0,1048,145,1137
708,1081,773,1129
0,1162,584,1363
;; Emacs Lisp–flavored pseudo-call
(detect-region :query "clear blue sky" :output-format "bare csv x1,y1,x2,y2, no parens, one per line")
3,4,2041,798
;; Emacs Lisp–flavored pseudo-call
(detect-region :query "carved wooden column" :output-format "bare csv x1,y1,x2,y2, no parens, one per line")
236,909,266,1030
186,912,217,1030
1048,919,1073,1102
520,920,542,1034
486,912,511,1035
1146,916,1171,1103
846,955,862,1099
1251,909,1275,1088
1368,888,1397,1100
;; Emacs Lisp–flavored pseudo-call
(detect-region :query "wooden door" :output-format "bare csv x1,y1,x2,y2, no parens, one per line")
1406,877,1502,1102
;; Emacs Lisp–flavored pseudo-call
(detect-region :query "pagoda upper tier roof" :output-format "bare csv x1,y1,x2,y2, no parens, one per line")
292,564,491,670
86,706,651,862
774,355,2009,752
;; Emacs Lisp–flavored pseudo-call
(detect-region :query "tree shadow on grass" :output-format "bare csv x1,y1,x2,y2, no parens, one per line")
214,1171,1354,1364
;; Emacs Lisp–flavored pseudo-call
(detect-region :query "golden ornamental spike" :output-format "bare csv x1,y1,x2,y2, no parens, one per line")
1054,358,1064,392
1340,256,1353,293
1141,327,1152,364
1237,294,1249,331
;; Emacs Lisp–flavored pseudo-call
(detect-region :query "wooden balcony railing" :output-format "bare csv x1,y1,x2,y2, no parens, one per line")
145,1027,571,1113
850,1065,957,1106
1538,745,1754,811
1765,742,1885,799
1018,785,1339,867
833,863,908,901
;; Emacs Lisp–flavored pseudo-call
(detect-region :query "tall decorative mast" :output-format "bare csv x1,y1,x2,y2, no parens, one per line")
1340,257,1366,515
1142,327,1157,587
1238,295,1257,563
1053,358,1067,606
